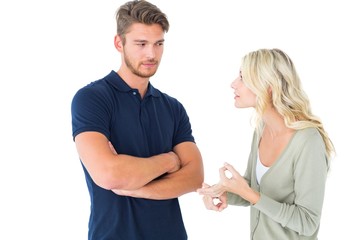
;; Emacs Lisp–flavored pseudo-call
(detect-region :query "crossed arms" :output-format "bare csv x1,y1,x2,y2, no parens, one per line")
75,131,204,200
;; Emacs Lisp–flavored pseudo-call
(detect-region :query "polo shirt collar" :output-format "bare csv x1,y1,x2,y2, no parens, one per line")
106,70,160,97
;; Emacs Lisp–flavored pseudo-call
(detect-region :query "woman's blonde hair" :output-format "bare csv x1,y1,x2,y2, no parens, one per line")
241,48,335,160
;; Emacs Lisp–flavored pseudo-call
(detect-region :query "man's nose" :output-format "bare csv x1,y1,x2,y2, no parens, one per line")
145,46,156,59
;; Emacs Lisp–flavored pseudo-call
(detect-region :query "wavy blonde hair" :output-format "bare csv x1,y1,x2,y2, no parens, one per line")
241,48,335,160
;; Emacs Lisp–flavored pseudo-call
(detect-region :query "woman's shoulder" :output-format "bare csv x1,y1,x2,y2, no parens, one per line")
292,127,325,153
294,127,321,140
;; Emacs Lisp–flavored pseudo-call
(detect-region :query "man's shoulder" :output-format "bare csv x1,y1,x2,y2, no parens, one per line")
159,91,177,101
151,86,181,104
71,74,117,109
157,91,185,109
75,72,115,95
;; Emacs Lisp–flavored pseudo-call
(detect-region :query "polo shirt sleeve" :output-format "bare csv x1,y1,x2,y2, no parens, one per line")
71,85,112,140
172,102,195,146
253,130,328,236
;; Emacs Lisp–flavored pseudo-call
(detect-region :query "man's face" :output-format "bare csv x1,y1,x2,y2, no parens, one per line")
122,23,165,78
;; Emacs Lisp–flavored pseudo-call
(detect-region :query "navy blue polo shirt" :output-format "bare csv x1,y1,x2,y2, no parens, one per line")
71,71,194,240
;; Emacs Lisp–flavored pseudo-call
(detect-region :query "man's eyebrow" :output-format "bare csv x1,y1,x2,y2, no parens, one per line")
134,40,148,43
133,39,165,43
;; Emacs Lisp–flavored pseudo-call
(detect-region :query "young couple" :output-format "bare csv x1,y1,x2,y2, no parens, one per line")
71,1,334,239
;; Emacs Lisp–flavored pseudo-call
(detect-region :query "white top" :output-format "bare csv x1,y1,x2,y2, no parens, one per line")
256,152,269,184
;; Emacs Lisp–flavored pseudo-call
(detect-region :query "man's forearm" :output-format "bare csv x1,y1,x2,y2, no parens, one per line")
112,160,203,200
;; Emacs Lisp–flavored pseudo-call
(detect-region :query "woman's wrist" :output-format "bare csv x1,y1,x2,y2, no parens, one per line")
245,188,260,205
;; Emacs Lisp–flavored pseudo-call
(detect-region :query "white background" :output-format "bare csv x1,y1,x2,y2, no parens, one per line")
1,0,358,239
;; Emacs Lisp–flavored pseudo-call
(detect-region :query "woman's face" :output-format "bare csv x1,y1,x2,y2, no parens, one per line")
230,72,257,109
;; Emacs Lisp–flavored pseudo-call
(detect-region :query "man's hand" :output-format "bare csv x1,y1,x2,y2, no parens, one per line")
166,151,181,173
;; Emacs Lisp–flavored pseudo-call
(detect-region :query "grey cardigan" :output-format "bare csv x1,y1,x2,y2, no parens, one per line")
227,128,328,240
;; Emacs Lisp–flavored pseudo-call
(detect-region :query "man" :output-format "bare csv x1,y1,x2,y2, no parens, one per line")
71,1,204,239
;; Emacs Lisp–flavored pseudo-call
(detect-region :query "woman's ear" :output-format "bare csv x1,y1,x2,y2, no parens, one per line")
114,35,123,52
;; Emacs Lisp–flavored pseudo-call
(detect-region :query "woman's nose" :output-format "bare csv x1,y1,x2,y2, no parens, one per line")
230,79,237,89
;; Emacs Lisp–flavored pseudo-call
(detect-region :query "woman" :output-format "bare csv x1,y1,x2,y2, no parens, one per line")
197,48,335,240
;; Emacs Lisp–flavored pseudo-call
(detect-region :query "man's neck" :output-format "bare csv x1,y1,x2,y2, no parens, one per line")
117,68,149,98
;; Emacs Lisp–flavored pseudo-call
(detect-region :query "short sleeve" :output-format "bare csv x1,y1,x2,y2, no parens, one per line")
172,101,195,146
71,85,112,140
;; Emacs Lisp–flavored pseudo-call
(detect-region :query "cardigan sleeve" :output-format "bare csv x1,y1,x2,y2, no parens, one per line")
226,155,252,206
227,192,250,206
253,130,328,236
226,153,253,206
227,131,258,207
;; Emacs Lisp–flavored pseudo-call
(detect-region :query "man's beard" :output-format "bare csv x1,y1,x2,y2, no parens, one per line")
124,50,158,78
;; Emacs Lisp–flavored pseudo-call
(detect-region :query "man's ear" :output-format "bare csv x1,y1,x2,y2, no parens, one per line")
114,35,123,52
